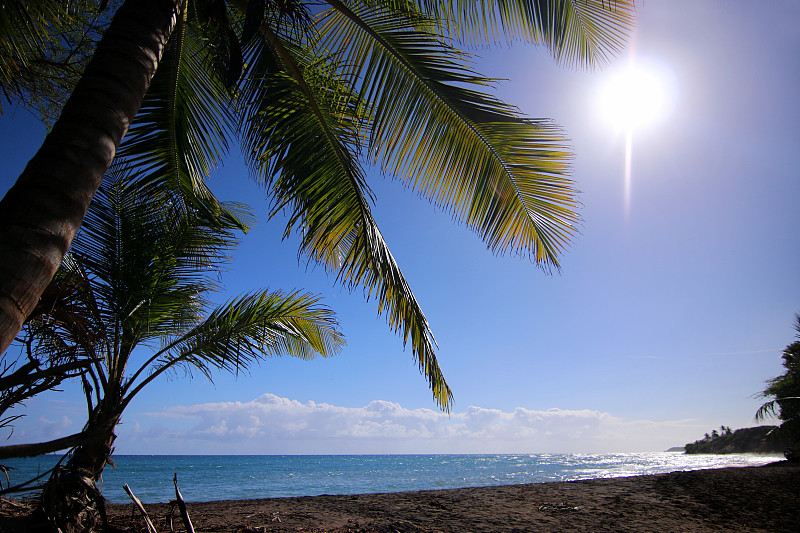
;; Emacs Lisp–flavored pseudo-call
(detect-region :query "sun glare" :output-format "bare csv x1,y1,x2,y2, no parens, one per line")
599,64,672,132
595,59,677,218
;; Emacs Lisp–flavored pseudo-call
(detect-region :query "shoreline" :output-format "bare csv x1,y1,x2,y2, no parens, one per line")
101,461,799,532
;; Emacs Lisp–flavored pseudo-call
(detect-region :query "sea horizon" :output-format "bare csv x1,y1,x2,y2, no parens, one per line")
4,452,782,505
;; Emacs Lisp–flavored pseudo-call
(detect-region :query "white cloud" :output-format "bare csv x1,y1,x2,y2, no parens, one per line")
5,414,77,443
38,415,73,439
114,393,706,455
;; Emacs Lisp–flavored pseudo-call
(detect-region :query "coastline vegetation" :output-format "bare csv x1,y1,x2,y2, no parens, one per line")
685,314,800,459
684,425,788,455
755,313,800,460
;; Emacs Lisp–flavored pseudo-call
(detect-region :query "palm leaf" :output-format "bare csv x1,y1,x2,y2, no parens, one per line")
21,256,104,372
72,168,243,359
319,2,576,266
117,13,251,231
0,0,70,110
236,29,453,409
0,1,120,122
123,289,344,404
417,0,636,67
756,397,800,422
0,1,57,80
755,400,780,422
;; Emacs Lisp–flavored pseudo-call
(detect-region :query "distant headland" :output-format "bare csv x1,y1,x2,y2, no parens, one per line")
683,426,791,455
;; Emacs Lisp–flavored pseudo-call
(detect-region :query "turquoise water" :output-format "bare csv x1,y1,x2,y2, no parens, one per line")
2,453,780,504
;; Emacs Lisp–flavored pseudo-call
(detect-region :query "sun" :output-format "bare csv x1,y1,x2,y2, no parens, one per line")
595,59,676,216
598,64,672,132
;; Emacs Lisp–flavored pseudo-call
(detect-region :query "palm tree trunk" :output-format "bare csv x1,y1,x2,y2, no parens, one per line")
38,409,121,532
0,0,183,354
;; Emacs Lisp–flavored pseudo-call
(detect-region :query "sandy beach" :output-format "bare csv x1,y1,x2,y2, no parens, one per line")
97,461,799,532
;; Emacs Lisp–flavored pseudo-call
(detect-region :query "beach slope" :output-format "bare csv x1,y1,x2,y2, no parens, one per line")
102,461,799,532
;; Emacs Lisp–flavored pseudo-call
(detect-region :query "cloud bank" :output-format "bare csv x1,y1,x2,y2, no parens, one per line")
115,393,703,455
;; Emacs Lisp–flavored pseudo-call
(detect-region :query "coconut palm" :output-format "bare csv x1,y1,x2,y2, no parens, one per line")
22,169,343,530
0,0,635,410
756,315,800,458
0,0,177,357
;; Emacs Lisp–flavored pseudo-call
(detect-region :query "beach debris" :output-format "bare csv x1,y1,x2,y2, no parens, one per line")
0,495,33,519
238,513,282,532
537,502,585,512
0,496,28,509
174,473,196,533
123,475,196,533
165,500,176,532
123,483,158,533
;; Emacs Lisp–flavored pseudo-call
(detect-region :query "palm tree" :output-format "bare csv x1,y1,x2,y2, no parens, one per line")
0,0,635,409
20,168,343,530
0,0,183,356
756,314,800,459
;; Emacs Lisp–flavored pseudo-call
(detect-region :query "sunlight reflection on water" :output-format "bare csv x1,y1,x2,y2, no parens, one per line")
4,452,781,504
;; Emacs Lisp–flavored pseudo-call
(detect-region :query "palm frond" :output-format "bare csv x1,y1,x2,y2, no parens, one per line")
72,168,242,350
756,397,800,421
237,32,453,409
417,0,636,67
755,399,780,422
117,14,250,230
332,219,453,410
24,255,102,356
0,1,61,85
0,1,120,122
319,2,576,267
123,289,344,403
0,1,73,113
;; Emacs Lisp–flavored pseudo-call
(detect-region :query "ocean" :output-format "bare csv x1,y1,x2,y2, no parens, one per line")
2,453,780,504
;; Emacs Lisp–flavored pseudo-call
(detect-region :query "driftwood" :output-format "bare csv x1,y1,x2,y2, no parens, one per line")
123,483,158,533
124,475,196,533
173,473,195,533
0,496,29,509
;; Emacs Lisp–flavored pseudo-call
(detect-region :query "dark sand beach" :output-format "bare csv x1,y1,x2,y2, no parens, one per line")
98,461,799,533
3,461,798,532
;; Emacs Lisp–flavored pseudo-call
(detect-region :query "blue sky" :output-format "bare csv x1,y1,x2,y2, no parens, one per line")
2,0,799,454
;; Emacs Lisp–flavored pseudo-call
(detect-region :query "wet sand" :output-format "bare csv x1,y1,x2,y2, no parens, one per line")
102,461,799,532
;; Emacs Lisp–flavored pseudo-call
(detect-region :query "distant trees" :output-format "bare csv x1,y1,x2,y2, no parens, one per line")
699,427,731,442
756,314,800,458
684,426,787,455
